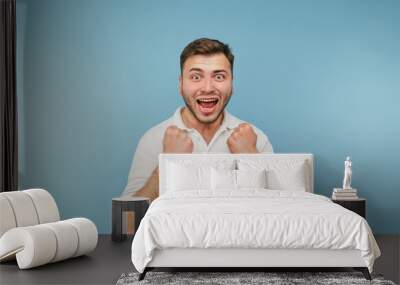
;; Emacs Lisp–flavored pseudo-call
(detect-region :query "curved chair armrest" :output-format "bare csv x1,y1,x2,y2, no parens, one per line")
0,218,98,269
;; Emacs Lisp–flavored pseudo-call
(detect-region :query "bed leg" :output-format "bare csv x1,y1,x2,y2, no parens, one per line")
354,267,371,280
138,268,148,281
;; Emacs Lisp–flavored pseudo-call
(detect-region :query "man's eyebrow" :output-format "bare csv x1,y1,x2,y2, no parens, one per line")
188,68,228,73
188,68,204,72
213,69,228,74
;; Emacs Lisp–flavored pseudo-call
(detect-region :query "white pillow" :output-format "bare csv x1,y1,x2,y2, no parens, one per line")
211,168,268,190
211,168,236,190
236,169,267,188
166,162,211,191
238,159,309,191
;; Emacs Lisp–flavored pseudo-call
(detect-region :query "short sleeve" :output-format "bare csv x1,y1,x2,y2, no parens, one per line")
121,131,162,197
253,126,274,153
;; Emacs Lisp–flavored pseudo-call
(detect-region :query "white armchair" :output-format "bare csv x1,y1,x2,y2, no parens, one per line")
0,189,98,269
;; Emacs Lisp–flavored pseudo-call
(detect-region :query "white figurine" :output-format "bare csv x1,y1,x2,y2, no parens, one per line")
342,156,352,190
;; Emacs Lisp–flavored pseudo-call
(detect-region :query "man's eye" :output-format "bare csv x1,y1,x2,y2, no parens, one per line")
190,74,201,81
215,74,225,81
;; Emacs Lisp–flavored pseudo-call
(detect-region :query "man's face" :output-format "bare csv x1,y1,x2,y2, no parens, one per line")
179,53,233,124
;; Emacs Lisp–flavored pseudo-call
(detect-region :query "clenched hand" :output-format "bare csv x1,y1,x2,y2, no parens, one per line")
163,125,194,153
227,123,259,153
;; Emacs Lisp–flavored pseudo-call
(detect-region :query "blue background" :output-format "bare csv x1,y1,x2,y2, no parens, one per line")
16,0,400,234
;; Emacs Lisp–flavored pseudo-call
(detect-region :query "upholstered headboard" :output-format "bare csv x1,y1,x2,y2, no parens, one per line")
159,153,314,195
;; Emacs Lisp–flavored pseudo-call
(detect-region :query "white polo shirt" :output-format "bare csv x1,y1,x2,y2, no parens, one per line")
121,107,273,197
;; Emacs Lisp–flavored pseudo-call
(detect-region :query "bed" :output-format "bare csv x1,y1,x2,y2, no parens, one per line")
131,153,381,281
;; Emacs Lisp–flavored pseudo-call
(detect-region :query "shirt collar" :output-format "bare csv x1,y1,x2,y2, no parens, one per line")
172,106,240,132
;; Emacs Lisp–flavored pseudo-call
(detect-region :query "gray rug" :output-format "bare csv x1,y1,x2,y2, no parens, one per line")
116,271,396,285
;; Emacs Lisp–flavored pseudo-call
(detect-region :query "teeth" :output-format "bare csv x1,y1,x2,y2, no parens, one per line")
198,98,218,102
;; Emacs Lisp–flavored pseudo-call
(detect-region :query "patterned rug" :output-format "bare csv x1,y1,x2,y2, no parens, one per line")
116,271,396,285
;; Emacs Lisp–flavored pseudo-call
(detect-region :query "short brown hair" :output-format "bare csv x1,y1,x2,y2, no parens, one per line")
180,38,234,73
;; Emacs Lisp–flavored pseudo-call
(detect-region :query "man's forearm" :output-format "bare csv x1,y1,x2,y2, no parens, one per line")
133,166,159,201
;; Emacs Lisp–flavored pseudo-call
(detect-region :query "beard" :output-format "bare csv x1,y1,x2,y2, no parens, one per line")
182,91,232,125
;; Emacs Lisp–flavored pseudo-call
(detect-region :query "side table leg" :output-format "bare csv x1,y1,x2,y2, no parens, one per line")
112,201,123,241
134,201,149,235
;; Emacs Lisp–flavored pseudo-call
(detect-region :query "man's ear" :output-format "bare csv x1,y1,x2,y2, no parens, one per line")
231,74,234,95
178,75,183,96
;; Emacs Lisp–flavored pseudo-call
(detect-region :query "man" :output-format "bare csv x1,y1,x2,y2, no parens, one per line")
121,38,273,200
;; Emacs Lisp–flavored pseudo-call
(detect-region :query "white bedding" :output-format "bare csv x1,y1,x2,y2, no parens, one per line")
131,190,380,273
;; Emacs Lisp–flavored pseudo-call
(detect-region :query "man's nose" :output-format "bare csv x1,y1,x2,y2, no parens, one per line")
202,78,214,93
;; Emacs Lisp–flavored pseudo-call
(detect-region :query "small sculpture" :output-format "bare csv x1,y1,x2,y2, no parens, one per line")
342,156,352,190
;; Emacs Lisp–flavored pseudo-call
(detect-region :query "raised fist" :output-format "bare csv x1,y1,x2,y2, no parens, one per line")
227,123,258,154
163,125,194,153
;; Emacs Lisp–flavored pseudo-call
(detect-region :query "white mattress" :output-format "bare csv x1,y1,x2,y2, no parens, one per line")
131,190,380,273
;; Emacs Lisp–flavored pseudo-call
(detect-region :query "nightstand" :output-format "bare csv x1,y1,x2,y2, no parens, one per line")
332,198,366,218
112,196,150,242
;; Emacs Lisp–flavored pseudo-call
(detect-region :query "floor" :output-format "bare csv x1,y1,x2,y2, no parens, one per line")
0,235,399,285
374,235,400,284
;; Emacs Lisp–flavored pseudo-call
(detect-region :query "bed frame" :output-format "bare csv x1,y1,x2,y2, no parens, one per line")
138,154,371,280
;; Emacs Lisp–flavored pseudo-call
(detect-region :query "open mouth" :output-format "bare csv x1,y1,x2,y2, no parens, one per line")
196,97,219,115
